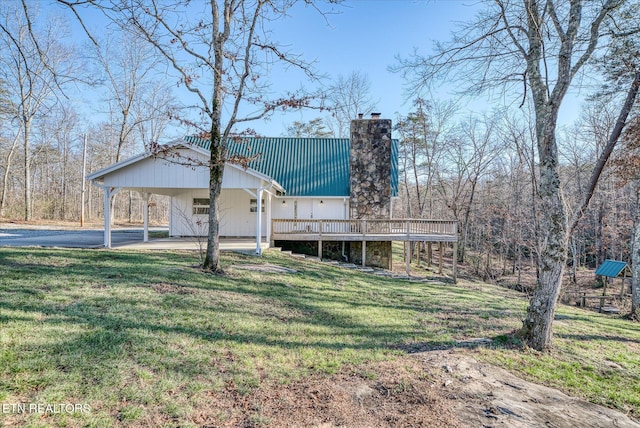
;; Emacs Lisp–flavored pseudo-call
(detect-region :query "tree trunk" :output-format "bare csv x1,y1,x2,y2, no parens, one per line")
202,120,224,272
596,202,605,267
62,136,68,220
128,191,133,223
459,179,478,263
570,237,578,284
0,134,19,217
519,186,568,350
517,247,522,288
518,103,569,350
24,118,32,221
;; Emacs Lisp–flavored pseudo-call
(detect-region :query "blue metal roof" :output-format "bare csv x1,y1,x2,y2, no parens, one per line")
595,260,628,278
184,136,398,197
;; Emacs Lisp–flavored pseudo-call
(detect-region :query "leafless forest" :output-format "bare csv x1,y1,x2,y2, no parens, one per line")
0,1,638,290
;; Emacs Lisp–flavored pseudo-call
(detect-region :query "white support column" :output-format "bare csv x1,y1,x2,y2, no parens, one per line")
103,187,111,248
255,188,263,255
103,187,122,248
266,192,272,247
142,192,150,242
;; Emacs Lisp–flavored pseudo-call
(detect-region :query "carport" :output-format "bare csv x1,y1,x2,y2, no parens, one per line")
86,140,283,253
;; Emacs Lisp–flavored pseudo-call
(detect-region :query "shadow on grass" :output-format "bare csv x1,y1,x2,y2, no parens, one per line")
0,247,529,399
396,332,524,354
555,333,640,343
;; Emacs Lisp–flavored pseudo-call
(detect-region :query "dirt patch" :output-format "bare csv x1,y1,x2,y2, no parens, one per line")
186,350,639,428
191,358,463,428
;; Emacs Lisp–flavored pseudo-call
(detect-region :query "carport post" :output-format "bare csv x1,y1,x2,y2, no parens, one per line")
255,181,274,255
103,187,111,248
255,188,263,255
142,192,150,242
266,193,272,247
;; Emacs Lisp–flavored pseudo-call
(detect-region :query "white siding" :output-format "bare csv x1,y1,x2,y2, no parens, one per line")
271,197,347,220
170,189,269,237
222,165,265,189
170,190,210,236
104,150,209,189
102,151,264,190
219,189,268,237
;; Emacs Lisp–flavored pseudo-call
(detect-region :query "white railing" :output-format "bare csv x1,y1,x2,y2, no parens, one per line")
272,219,458,237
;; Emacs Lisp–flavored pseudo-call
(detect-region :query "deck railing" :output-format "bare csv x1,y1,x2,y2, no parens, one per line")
272,219,458,240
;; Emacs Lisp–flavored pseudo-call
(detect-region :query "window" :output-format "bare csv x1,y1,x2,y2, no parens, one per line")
193,198,210,215
250,198,265,213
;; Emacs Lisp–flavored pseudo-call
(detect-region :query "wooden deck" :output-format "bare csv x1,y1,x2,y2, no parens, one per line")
271,219,458,242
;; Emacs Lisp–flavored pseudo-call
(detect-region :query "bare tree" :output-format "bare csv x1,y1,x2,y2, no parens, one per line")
92,32,166,162
327,71,377,137
633,182,640,318
31,103,78,219
395,98,456,219
132,83,177,149
435,114,502,263
613,116,640,317
0,3,76,220
286,117,333,137
396,0,639,351
91,32,176,223
63,0,330,272
0,130,19,218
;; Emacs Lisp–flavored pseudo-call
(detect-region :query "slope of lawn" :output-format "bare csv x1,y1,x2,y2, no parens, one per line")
0,247,638,426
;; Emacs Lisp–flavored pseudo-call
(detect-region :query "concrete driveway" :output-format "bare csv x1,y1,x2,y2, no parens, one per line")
0,226,267,253
0,227,149,248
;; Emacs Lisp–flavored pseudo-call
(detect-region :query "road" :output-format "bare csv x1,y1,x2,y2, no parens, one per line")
0,228,146,248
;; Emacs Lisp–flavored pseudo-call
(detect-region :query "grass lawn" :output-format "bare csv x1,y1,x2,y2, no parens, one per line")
0,247,639,427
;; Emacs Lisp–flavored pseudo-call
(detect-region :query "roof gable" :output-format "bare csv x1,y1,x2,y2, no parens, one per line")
184,136,399,197
87,141,284,193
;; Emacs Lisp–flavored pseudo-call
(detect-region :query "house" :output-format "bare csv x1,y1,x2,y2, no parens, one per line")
88,116,458,272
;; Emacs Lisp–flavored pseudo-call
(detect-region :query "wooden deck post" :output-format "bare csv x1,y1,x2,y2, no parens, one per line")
318,220,323,260
427,242,432,267
361,219,367,267
406,241,411,275
438,242,443,274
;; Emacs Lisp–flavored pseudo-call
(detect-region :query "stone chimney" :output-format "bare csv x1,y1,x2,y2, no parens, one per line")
349,115,392,220
349,115,393,269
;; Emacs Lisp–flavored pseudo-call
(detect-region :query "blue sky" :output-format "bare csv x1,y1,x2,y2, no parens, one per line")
260,0,587,136
56,0,585,139
57,0,486,138
253,0,483,135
